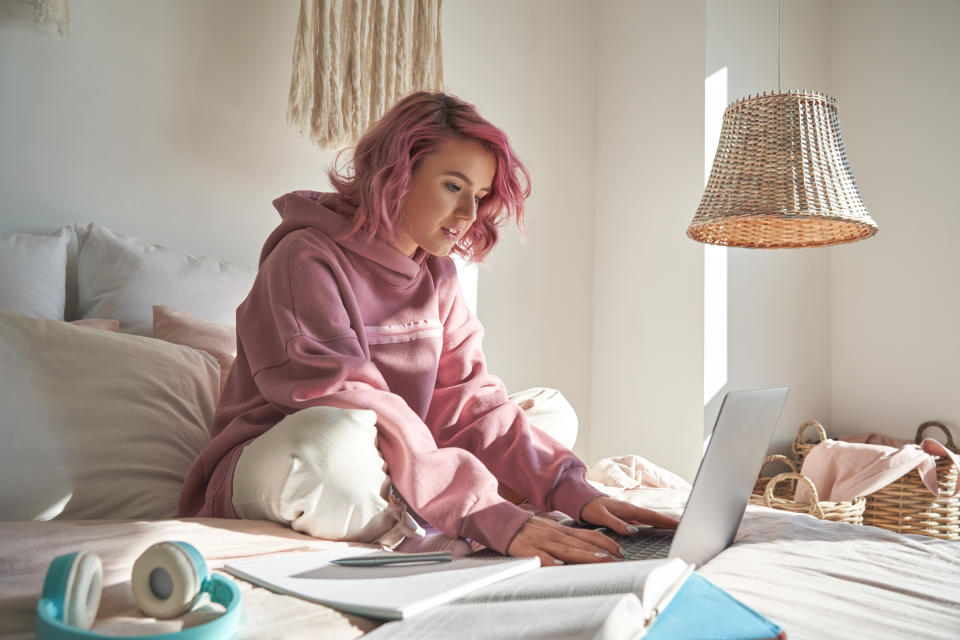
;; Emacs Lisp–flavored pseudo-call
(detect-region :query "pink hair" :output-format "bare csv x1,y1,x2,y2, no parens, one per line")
328,91,531,263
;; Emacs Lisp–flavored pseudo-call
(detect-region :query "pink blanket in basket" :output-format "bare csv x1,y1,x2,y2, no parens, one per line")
796,436,960,502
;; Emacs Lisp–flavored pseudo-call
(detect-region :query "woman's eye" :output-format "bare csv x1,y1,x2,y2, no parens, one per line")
445,182,461,193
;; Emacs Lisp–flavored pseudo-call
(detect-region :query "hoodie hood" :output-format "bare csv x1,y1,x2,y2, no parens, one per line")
265,191,426,283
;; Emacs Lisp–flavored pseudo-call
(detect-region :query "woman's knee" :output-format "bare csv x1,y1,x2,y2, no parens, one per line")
232,406,392,540
509,387,579,450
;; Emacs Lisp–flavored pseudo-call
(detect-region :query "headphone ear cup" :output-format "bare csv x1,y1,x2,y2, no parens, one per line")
130,542,205,619
62,551,103,629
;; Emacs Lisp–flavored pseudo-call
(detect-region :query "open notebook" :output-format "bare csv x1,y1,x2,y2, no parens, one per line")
366,568,782,640
225,547,539,620
225,547,691,625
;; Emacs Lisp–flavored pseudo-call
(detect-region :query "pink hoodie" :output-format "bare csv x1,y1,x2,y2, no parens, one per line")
178,191,603,553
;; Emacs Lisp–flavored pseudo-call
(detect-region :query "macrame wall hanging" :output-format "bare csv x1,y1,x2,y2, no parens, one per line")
287,0,444,150
30,0,70,36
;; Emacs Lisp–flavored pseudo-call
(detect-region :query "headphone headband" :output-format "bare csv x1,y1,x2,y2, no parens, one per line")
36,542,241,640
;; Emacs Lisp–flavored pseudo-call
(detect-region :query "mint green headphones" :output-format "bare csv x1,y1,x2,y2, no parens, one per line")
36,541,241,640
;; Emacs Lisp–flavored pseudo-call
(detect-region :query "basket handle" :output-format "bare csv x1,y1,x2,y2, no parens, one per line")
762,472,825,519
796,420,827,444
759,454,798,475
914,420,958,453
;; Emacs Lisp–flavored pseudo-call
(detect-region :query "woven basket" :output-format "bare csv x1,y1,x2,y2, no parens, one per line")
749,455,798,506
791,420,828,467
762,472,866,525
915,420,958,453
862,421,960,540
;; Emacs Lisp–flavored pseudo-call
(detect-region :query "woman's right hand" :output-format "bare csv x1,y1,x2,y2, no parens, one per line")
505,516,623,566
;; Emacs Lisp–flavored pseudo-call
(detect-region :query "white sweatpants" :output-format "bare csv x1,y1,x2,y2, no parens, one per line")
231,387,578,546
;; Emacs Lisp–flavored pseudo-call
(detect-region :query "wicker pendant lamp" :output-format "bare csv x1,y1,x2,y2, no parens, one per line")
688,6,877,248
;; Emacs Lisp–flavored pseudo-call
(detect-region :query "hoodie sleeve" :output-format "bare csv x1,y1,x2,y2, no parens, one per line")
425,258,605,521
237,235,533,553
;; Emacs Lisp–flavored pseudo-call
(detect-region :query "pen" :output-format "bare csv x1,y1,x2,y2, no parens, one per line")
330,551,453,566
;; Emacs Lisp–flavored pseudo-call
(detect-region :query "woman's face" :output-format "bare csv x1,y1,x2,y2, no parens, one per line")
393,139,496,257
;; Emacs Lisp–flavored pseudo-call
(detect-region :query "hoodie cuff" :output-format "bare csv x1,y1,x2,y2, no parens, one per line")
459,498,535,554
548,466,607,522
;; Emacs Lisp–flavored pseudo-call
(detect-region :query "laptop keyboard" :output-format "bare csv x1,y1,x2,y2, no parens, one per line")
468,527,675,562
606,528,674,561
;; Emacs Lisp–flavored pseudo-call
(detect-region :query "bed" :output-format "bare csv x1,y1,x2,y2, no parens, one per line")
3,501,959,639
1,224,958,639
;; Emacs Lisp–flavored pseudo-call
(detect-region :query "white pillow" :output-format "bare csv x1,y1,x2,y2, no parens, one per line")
0,309,218,521
75,223,256,335
0,227,71,320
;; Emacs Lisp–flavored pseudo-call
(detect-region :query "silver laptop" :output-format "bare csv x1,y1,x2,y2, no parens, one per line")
604,387,788,567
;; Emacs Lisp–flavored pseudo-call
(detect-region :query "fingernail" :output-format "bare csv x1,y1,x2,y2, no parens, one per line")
626,525,639,534
553,559,565,565
594,552,615,559
618,546,627,556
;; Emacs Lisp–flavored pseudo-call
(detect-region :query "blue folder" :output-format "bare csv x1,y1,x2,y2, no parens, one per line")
646,572,784,640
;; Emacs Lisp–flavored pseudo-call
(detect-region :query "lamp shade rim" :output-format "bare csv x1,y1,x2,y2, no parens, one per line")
687,217,878,249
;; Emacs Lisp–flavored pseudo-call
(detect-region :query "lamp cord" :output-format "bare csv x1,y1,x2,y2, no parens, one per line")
778,0,782,92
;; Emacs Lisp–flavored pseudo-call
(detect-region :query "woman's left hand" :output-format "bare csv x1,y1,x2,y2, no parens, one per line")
580,495,679,535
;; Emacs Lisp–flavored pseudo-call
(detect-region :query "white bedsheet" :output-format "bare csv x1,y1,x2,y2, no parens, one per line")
704,506,960,640
0,518,378,640
1,504,958,639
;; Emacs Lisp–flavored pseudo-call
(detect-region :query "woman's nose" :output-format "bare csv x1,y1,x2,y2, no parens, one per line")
458,195,478,221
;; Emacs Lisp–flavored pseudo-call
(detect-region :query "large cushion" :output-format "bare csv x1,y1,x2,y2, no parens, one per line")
75,223,256,335
0,309,218,521
0,227,70,320
153,304,237,392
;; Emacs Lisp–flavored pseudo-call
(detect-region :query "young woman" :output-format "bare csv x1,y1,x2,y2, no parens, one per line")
178,91,677,565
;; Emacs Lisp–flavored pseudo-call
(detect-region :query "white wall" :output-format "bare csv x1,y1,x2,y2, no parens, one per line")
706,0,960,449
450,0,707,476
829,0,960,439
591,1,705,479
705,0,833,454
9,0,948,477
0,0,602,461
0,0,330,266
442,0,599,461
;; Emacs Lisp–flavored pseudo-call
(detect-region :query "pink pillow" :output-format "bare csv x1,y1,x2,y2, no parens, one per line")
152,305,236,392
69,318,120,332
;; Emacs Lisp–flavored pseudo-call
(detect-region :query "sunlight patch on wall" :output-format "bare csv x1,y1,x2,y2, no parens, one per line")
704,67,728,406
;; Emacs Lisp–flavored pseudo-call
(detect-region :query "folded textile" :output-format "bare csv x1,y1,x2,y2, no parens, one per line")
796,438,960,503
586,455,692,492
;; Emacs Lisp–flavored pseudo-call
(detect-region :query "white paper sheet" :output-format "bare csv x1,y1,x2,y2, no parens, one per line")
225,547,540,620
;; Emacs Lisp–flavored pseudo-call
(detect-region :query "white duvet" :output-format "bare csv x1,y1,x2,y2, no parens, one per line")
2,482,958,639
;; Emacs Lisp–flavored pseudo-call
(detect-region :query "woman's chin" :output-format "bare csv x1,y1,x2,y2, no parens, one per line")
422,243,455,258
